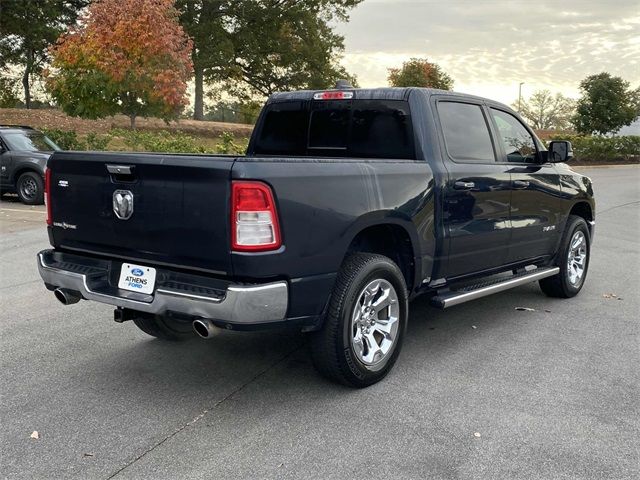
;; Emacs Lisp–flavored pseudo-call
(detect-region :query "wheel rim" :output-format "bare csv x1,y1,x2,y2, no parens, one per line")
350,278,400,369
567,231,587,286
20,177,38,199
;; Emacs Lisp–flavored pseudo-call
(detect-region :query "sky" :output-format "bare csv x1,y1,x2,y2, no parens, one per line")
335,0,640,106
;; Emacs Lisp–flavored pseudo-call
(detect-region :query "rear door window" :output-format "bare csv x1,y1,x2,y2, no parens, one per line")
438,102,496,163
254,99,415,159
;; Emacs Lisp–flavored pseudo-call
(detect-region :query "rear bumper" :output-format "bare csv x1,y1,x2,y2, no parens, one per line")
37,249,288,324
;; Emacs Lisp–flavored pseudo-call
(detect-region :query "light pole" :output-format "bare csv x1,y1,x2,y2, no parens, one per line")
518,82,525,112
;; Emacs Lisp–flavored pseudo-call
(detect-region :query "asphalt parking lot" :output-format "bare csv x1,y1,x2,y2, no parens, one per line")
1,165,638,480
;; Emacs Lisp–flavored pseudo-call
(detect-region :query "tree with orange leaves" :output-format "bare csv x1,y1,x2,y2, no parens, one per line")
388,58,454,91
46,0,193,128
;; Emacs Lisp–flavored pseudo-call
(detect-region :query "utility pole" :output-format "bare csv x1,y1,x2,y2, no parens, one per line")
518,82,525,112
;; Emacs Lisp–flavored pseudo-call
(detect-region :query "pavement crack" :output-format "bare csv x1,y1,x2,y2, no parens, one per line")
105,343,302,479
597,200,640,216
0,279,41,291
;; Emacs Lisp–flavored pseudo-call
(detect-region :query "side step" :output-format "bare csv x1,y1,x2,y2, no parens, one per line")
431,267,559,309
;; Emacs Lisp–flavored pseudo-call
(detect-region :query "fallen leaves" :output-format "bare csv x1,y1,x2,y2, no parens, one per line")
603,293,623,300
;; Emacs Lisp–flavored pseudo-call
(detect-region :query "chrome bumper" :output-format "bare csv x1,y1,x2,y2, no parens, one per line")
37,250,288,324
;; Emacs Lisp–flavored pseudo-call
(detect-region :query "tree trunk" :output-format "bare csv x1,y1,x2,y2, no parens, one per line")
130,114,137,129
22,61,31,109
193,66,204,121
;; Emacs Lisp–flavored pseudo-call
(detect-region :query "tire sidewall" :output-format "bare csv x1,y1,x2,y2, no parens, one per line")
17,172,44,205
558,218,590,296
338,258,408,386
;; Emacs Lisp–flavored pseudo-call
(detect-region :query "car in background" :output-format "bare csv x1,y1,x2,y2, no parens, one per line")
0,125,61,205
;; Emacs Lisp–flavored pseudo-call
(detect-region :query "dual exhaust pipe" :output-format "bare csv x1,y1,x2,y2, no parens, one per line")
53,288,218,339
54,288,81,305
192,318,218,339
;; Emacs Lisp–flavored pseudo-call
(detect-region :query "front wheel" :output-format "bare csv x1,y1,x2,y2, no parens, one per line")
16,171,44,205
539,215,591,298
311,253,408,388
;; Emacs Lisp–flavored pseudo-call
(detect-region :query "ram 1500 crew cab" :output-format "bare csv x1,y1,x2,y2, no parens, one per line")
37,86,595,387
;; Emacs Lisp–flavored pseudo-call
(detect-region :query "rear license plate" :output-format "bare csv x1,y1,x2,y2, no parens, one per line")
118,263,156,295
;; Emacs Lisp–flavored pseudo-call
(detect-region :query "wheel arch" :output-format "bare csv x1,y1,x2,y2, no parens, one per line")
569,201,594,235
343,219,419,294
11,165,44,185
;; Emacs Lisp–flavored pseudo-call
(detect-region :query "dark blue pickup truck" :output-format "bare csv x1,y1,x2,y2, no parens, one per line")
37,86,595,387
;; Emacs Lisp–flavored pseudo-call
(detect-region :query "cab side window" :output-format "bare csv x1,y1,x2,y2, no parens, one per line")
490,109,537,163
438,102,496,163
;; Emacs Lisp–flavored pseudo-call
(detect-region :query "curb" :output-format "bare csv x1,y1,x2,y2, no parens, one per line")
572,164,640,169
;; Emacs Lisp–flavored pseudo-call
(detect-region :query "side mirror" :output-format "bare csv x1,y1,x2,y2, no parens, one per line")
548,140,574,163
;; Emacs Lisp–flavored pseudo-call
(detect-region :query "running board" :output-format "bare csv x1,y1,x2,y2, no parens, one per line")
431,267,560,309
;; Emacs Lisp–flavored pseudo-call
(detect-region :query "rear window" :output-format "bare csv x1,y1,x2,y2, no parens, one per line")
255,101,309,156
254,99,415,159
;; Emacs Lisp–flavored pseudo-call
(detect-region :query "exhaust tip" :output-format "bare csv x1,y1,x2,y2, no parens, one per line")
193,318,217,339
54,288,81,305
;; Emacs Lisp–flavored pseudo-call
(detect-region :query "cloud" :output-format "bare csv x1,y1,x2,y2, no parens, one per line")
336,0,640,104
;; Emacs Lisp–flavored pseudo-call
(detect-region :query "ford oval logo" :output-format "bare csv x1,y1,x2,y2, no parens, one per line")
131,268,144,276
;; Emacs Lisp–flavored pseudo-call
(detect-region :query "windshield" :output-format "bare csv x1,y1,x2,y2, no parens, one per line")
3,132,61,152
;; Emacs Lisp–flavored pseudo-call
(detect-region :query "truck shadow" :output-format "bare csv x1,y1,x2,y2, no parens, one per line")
79,282,557,405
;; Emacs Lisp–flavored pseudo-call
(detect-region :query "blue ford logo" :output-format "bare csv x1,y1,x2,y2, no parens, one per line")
131,268,144,276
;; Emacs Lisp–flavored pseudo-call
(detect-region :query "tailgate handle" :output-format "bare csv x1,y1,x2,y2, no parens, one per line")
106,165,134,175
106,164,136,183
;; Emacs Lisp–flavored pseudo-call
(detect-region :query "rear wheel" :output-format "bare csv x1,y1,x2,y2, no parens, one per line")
539,215,590,298
132,315,194,341
311,253,408,388
16,171,44,205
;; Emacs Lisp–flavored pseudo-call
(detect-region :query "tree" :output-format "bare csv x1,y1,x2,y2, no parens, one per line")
513,90,576,130
176,0,233,120
177,0,361,120
388,58,454,90
572,73,639,135
0,76,22,108
0,0,87,109
46,0,193,128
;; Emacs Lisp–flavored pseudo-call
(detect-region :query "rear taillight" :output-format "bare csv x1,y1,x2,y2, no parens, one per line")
45,168,52,225
231,181,281,252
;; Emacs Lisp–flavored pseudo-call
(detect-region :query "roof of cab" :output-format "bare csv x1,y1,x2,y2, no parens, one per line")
266,87,512,111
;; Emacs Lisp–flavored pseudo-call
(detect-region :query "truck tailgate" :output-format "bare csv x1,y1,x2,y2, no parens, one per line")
47,152,235,275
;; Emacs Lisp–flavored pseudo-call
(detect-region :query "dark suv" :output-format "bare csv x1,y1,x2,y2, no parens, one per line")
0,125,60,205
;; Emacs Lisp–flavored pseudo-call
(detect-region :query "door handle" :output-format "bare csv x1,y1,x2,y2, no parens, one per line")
454,181,475,190
513,180,530,189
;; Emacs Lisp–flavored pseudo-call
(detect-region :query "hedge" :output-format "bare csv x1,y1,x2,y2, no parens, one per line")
549,135,640,162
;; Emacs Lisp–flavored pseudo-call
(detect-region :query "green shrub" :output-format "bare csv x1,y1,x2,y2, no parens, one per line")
85,132,111,151
216,132,247,155
110,128,211,153
42,129,85,150
549,134,640,162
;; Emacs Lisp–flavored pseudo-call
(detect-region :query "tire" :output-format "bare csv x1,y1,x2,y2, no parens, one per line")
539,215,590,298
311,253,408,388
16,171,44,205
132,315,194,341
